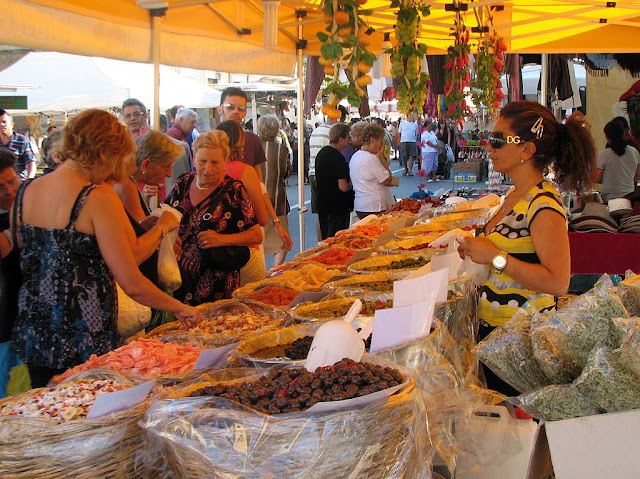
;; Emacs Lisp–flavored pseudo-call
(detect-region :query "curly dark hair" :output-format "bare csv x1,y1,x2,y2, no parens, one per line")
499,100,596,193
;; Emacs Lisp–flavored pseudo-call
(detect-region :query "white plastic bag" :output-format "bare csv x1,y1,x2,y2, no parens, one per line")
116,283,151,339
151,204,182,293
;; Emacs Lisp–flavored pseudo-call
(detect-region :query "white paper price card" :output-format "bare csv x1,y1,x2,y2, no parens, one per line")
305,320,364,372
369,301,435,353
87,380,154,419
193,343,236,371
431,252,463,282
393,267,448,307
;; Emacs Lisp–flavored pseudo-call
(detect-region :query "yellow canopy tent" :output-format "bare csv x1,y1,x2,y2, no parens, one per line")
5,0,640,70
4,0,640,250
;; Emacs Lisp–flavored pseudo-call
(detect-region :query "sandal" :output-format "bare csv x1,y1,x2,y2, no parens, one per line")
408,172,414,176
402,170,408,176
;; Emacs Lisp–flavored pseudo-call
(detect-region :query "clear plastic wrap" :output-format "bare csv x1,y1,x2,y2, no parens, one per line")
234,263,341,295
141,361,430,479
348,250,439,274
618,270,640,317
146,300,291,348
574,343,640,413
379,233,447,254
290,294,393,322
511,384,602,422
323,271,398,294
619,317,640,376
232,322,325,369
435,276,478,346
0,369,150,478
531,274,628,383
475,306,552,394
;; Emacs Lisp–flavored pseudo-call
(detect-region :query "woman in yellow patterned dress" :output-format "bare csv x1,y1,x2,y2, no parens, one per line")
458,101,596,394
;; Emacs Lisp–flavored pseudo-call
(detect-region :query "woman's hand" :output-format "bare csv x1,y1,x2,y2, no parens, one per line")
175,305,203,329
197,230,225,249
457,236,500,264
142,184,161,201
276,223,294,251
157,211,179,233
139,215,159,231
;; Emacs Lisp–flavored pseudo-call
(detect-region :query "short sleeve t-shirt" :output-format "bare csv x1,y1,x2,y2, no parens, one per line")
597,146,640,202
2,132,35,177
478,181,567,327
315,145,352,215
349,150,391,213
243,131,267,168
308,123,332,175
420,130,438,154
398,120,418,143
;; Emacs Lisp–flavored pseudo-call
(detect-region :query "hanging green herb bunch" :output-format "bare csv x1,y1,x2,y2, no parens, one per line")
443,12,471,123
388,0,430,115
317,0,377,115
471,32,507,111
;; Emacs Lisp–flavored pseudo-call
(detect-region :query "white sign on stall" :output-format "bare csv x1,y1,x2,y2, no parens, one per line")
393,267,449,307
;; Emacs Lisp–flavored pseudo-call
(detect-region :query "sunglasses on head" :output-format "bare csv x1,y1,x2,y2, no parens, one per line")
488,131,525,149
222,103,247,112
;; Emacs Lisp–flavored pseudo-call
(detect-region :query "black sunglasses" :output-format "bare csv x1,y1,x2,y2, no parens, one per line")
489,131,525,149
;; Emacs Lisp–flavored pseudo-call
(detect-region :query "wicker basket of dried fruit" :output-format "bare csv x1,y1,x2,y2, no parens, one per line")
146,300,291,348
142,359,428,479
348,251,440,274
379,233,448,255
0,369,150,479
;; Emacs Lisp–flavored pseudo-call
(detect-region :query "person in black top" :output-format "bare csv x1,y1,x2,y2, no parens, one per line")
315,124,353,240
0,147,21,345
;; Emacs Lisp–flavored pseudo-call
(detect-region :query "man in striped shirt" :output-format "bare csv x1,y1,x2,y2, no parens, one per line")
0,108,36,179
308,105,347,241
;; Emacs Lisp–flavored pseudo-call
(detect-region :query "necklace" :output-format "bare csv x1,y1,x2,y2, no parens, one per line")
490,177,543,229
195,176,213,191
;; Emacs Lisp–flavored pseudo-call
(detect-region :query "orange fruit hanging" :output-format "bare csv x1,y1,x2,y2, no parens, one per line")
334,11,350,26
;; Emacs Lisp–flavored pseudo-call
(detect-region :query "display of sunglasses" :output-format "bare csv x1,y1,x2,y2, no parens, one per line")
222,103,247,112
488,131,524,149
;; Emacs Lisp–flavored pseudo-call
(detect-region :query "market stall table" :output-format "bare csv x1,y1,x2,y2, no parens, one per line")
569,232,640,275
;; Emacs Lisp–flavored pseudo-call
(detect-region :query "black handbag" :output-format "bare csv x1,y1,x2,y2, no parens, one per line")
198,180,251,272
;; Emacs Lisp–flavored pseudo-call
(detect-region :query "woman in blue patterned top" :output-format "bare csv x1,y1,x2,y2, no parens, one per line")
9,109,203,387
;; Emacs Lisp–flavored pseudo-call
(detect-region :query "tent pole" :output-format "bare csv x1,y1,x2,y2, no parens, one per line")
151,11,161,131
251,92,258,132
540,53,548,107
296,11,305,253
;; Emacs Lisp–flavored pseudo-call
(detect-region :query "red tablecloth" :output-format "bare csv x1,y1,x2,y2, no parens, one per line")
569,232,640,275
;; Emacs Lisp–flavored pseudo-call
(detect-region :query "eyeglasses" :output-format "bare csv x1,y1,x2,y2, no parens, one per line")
123,111,145,120
488,131,525,149
222,103,247,112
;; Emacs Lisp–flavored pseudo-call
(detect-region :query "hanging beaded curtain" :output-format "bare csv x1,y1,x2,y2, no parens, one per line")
303,56,325,115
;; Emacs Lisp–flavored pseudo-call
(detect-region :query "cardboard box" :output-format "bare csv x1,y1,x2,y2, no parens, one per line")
454,173,478,183
529,409,640,479
455,159,483,178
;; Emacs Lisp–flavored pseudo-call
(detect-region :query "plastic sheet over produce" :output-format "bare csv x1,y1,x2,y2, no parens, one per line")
146,299,292,348
531,274,628,383
0,369,150,478
141,362,430,479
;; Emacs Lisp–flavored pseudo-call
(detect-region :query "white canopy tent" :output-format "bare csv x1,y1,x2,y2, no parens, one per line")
0,52,221,114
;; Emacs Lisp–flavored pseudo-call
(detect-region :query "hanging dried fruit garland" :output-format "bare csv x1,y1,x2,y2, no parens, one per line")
471,32,507,111
318,0,377,116
388,0,430,115
443,12,471,123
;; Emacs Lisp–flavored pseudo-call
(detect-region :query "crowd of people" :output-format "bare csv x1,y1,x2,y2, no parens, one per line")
0,93,638,397
0,86,296,390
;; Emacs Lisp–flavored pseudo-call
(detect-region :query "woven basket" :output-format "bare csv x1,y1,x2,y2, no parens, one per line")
0,370,149,479
348,250,439,274
143,364,423,479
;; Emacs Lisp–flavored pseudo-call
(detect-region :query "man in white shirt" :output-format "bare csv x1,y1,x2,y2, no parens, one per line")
420,121,439,181
398,113,418,176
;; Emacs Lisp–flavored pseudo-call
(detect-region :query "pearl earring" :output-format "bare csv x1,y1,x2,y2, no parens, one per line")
520,159,525,164
142,170,147,175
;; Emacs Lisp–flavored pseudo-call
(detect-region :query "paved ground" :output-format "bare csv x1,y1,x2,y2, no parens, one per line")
265,159,488,270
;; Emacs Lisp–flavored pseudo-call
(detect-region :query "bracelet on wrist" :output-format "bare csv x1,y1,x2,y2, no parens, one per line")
157,224,167,240
271,218,281,227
